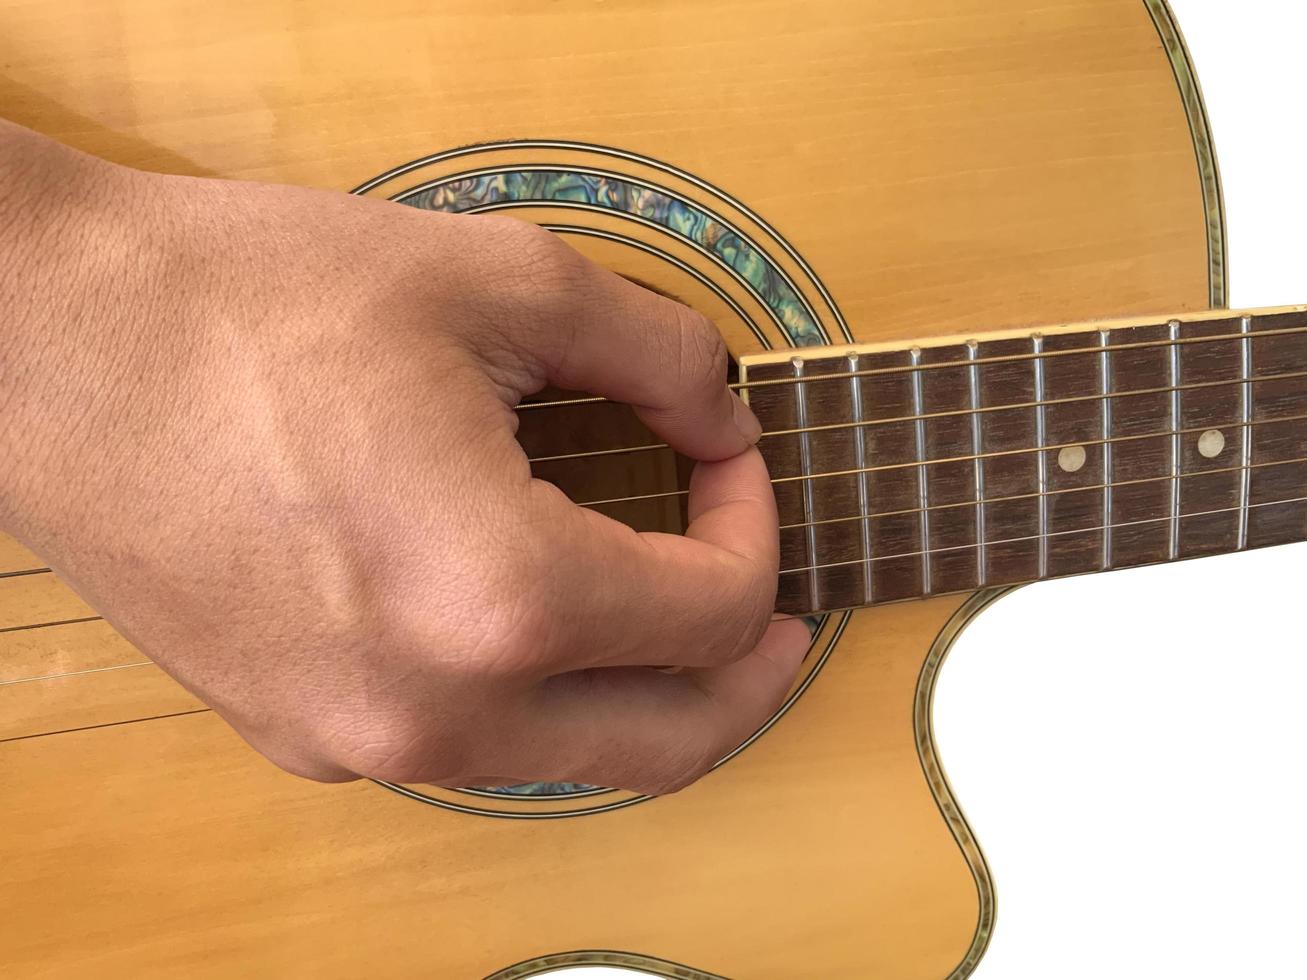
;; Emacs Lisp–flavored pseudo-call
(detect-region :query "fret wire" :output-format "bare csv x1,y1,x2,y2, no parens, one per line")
775,453,1307,533
847,353,874,604
1167,320,1183,560
1032,334,1049,578
571,418,1307,509
791,357,820,610
525,368,1307,464
1238,315,1254,550
1099,329,1114,570
778,493,1307,578
515,321,1307,410
910,347,931,596
966,341,987,585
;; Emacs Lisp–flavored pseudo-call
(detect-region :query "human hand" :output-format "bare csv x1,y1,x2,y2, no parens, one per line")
0,122,808,794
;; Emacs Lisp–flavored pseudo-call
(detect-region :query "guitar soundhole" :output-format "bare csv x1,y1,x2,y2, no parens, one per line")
356,139,840,814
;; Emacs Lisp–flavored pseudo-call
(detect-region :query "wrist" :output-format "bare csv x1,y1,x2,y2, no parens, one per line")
0,121,160,536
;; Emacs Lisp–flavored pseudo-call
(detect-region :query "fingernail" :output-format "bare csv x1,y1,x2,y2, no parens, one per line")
732,392,763,445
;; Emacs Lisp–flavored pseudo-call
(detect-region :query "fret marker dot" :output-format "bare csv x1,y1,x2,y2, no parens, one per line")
1058,445,1086,473
1198,429,1225,458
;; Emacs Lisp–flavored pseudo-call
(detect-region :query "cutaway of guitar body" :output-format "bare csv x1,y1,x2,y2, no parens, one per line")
0,0,1222,975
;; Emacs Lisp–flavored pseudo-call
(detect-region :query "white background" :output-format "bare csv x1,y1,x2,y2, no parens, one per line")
946,2,1307,975
576,2,1307,976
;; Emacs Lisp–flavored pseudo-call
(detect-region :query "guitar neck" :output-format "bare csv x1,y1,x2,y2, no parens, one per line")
741,306,1307,615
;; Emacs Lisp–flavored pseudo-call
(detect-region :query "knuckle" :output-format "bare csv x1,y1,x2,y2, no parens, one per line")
269,753,356,784
381,549,558,686
488,218,586,296
471,220,596,358
233,723,359,784
467,600,552,681
328,709,471,784
476,212,552,252
640,727,725,796
744,575,780,645
461,554,567,681
668,305,728,389
711,563,778,664
331,713,426,780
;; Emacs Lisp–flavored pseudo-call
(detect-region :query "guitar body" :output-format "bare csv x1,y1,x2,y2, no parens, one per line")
0,1,1222,976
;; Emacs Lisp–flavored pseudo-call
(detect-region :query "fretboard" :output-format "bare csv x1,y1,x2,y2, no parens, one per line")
741,306,1307,615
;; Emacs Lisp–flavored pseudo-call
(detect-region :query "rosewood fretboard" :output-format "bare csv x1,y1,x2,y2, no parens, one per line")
520,307,1307,617
742,307,1307,614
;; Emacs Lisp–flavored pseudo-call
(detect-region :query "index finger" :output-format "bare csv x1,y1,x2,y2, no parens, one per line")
489,224,761,462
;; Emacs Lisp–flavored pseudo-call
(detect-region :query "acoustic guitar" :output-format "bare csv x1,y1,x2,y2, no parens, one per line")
3,1,1304,976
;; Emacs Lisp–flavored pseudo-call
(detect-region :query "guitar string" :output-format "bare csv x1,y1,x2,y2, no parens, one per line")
515,320,1307,411
525,368,1307,464
776,493,1307,577
569,414,1307,509
774,454,1307,533
582,453,1307,527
